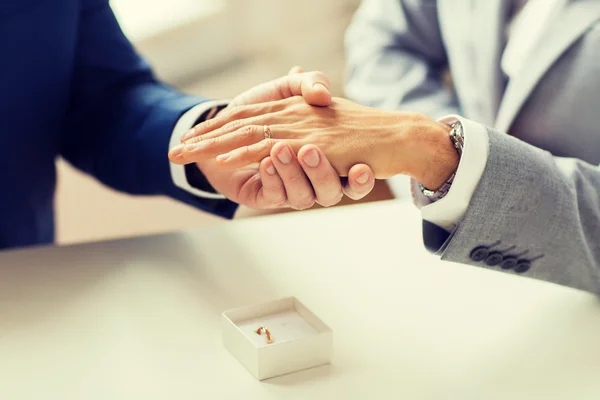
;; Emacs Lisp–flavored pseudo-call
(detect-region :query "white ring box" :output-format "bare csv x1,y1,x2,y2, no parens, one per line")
222,297,333,381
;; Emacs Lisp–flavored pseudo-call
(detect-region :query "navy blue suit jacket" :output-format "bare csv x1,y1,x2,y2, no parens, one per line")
0,0,237,250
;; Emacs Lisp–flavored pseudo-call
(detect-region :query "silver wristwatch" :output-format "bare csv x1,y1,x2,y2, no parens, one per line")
418,121,464,201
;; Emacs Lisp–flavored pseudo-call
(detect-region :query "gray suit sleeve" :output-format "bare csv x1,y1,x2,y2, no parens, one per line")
427,129,600,293
345,0,458,117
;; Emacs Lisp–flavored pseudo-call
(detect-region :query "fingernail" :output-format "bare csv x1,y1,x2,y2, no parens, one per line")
181,128,195,142
266,165,276,175
170,145,184,158
276,147,292,164
313,83,328,91
356,172,370,185
302,149,320,168
217,153,230,162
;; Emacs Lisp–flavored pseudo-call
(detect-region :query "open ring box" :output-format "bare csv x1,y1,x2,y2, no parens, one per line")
222,297,333,381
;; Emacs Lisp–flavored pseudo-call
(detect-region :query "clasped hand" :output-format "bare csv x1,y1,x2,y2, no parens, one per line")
172,95,456,187
169,68,379,211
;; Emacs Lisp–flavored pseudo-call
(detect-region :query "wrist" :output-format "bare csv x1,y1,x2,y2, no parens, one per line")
380,112,439,178
409,118,459,190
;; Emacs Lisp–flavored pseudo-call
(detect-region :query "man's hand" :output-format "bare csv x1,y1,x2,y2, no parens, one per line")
170,67,375,210
198,142,376,210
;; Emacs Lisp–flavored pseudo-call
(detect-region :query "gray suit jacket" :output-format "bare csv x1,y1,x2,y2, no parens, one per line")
345,0,600,293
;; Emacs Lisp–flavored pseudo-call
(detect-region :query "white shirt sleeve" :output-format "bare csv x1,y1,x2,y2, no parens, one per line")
410,115,489,231
169,100,230,199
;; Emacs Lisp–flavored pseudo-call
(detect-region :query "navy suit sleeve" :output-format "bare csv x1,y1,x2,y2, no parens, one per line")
60,0,237,218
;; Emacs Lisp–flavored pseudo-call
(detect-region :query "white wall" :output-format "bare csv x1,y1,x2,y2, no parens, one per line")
110,0,227,42
111,0,361,86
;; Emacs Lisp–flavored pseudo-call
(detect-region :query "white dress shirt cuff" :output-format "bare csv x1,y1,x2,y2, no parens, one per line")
410,115,489,231
169,100,230,200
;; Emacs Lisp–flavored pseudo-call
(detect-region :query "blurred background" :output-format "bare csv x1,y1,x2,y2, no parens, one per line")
55,0,394,245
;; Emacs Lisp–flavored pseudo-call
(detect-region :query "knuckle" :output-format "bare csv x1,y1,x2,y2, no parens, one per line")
263,185,287,207
239,125,256,139
312,172,333,187
238,145,251,157
208,136,221,148
204,118,215,129
270,194,288,207
307,167,338,189
196,119,213,134
274,78,291,98
186,135,202,145
288,173,304,185
224,119,243,131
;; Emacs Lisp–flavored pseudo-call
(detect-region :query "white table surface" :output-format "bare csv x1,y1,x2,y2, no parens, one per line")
1,200,599,400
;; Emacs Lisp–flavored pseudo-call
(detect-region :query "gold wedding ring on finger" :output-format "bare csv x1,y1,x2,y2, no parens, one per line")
263,125,272,140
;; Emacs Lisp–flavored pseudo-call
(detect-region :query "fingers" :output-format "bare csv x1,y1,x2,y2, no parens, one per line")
170,124,266,165
181,100,288,142
179,69,330,146
275,71,332,107
270,143,316,210
344,164,375,200
297,145,344,207
215,138,278,169
256,157,288,209
186,113,280,144
288,66,304,75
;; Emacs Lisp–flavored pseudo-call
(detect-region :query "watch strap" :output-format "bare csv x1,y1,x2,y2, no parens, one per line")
419,121,464,201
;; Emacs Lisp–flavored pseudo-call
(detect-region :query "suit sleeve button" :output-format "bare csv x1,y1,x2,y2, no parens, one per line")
485,252,504,266
470,246,490,262
514,260,532,273
500,256,518,270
